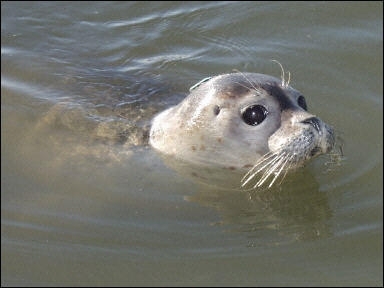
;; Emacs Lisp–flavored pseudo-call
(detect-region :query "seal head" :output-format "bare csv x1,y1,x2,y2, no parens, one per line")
149,73,335,188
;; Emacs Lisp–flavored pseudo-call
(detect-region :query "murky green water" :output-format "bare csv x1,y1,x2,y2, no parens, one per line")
2,1,382,286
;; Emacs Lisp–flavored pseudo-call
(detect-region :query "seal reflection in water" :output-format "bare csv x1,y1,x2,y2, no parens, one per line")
149,72,335,189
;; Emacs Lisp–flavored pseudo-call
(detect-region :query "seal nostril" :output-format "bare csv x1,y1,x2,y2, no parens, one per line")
302,117,321,133
213,105,220,116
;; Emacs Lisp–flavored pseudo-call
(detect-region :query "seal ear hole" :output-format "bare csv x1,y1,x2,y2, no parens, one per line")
241,105,268,126
298,96,307,111
213,105,221,116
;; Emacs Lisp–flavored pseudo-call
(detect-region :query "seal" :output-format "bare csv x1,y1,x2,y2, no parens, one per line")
149,72,335,188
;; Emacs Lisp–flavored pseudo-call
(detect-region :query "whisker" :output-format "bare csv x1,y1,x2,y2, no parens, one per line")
276,156,294,186
267,155,291,188
241,152,275,184
232,69,262,93
240,148,301,190
241,152,284,187
254,153,287,188
271,59,291,88
237,71,259,91
269,154,294,188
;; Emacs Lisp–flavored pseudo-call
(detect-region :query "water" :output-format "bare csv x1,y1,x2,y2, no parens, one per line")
2,1,382,286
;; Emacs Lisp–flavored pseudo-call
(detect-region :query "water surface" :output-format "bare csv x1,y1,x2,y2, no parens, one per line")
2,1,382,286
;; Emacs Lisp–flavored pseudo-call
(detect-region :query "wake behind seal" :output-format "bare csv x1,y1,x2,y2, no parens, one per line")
149,72,335,189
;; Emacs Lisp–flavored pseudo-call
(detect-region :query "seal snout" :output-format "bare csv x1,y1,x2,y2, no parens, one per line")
301,116,335,155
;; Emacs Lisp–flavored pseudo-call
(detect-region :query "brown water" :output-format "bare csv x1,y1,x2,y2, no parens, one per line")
2,1,382,286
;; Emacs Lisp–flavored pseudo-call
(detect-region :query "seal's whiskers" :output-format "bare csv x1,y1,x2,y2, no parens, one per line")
271,59,291,87
231,70,262,95
241,150,296,189
254,152,289,188
241,152,276,186
265,154,293,188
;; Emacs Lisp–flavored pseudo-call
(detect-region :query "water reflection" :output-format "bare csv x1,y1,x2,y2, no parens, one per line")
185,168,333,243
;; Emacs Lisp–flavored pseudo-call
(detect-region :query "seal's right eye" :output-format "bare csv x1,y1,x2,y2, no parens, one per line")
241,105,268,126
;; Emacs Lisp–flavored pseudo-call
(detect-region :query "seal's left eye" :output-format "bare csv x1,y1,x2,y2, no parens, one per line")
298,96,307,111
241,105,268,126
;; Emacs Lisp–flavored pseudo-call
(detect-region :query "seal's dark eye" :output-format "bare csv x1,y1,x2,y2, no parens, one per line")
241,105,268,126
298,96,307,110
